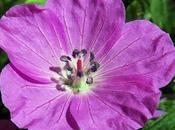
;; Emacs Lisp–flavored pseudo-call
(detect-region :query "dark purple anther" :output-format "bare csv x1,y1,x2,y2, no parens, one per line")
60,55,71,62
90,66,97,72
49,66,61,74
81,49,87,56
50,77,59,83
67,56,71,61
90,52,95,62
90,61,100,72
65,62,73,71
72,49,80,58
56,85,66,91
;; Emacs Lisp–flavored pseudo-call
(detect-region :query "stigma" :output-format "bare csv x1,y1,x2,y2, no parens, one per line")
77,59,83,77
50,49,100,93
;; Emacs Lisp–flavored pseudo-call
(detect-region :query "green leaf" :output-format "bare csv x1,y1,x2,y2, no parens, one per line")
126,0,151,21
25,0,46,5
159,99,175,111
143,107,175,130
150,0,175,33
0,0,19,17
0,50,8,70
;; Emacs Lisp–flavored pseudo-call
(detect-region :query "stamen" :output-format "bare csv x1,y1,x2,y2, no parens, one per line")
60,55,71,62
65,62,73,71
86,77,93,84
81,49,87,56
51,77,59,83
90,52,95,62
64,78,73,86
53,49,100,93
90,66,97,72
90,61,100,72
67,56,71,61
49,67,61,74
94,62,100,68
56,85,65,91
72,49,80,58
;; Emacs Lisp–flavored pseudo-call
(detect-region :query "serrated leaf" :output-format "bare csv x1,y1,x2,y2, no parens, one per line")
25,0,46,5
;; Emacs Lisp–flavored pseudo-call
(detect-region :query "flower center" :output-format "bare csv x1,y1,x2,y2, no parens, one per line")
50,49,100,94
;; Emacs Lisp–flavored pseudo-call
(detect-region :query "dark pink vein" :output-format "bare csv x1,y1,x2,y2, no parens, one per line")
62,9,73,51
28,93,65,115
3,27,54,66
56,95,72,123
80,6,87,50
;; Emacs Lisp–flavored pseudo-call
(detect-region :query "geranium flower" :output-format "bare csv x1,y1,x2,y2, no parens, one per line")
0,0,175,130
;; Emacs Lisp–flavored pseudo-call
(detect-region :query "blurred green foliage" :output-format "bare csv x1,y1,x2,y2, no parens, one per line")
143,108,175,130
126,0,175,43
25,0,46,5
126,0,151,20
150,0,175,34
0,50,8,70
0,0,175,130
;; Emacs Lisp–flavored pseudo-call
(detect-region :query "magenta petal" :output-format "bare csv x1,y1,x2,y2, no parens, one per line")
46,0,125,57
92,75,161,128
98,20,175,88
69,96,98,130
0,64,73,130
69,95,142,130
0,4,71,82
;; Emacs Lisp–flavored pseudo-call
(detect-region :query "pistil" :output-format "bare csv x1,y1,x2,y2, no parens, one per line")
77,59,83,77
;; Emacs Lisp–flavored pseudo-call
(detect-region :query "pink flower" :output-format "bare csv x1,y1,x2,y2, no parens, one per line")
0,0,175,130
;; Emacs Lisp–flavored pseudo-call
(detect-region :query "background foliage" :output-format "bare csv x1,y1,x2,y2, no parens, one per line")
0,0,175,130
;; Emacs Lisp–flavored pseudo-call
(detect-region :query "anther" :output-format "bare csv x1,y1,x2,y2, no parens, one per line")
49,67,61,74
72,49,80,58
67,56,71,61
86,77,93,84
90,52,95,62
65,62,73,71
50,77,59,83
56,85,66,91
90,66,97,72
90,61,100,67
81,49,87,56
90,61,100,72
60,55,71,62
